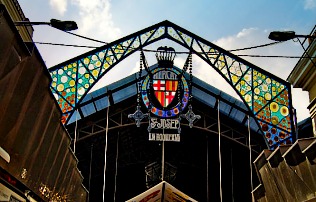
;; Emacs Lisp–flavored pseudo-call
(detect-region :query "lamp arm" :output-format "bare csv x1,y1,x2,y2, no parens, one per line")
15,21,51,26
295,34,316,39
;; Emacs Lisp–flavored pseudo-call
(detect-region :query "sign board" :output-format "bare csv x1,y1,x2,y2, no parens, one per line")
129,47,200,141
148,118,180,142
126,181,198,202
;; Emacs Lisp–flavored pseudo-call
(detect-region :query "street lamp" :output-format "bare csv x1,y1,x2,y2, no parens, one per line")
268,31,316,41
269,29,316,140
268,30,316,67
15,19,78,31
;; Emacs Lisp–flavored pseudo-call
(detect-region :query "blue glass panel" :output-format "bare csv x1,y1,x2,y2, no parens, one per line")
81,103,96,117
229,108,245,123
218,101,232,116
112,85,137,104
247,116,260,132
67,110,82,124
95,96,109,111
81,94,93,104
192,86,216,107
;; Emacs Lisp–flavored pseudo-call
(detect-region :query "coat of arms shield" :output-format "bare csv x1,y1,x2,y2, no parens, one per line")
153,79,178,108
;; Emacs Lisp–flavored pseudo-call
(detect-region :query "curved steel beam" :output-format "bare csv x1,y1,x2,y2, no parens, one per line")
49,20,294,149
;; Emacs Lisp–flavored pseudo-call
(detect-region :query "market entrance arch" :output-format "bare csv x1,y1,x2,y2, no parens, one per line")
49,20,294,149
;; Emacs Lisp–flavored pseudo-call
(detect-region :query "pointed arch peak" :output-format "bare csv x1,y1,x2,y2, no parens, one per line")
49,20,295,149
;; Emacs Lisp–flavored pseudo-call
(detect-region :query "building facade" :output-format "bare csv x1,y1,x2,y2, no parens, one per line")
287,26,316,136
0,2,87,201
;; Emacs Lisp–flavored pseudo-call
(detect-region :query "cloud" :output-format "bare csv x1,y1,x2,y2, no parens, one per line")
71,0,122,42
304,0,316,9
49,0,67,16
43,0,122,67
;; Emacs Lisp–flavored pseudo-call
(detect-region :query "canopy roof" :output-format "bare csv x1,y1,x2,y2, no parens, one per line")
67,64,261,135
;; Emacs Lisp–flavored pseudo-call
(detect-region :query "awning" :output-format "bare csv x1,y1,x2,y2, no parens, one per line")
126,181,198,202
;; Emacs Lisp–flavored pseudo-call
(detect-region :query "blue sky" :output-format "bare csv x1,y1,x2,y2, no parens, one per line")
18,0,316,121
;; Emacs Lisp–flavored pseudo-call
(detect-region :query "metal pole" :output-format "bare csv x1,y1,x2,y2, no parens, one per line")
102,97,110,202
206,135,209,202
248,115,254,202
218,99,223,202
88,144,93,202
231,148,234,202
74,109,78,154
114,132,119,202
162,140,165,181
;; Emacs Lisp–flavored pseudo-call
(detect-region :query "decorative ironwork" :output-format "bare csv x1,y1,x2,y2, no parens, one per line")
128,105,148,127
138,46,196,142
49,20,294,149
128,51,148,127
181,105,201,128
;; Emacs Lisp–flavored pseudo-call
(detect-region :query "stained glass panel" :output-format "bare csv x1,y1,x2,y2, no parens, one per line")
49,20,294,149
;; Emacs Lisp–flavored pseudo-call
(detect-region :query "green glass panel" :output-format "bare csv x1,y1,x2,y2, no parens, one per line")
236,70,253,109
214,54,226,70
130,36,141,49
256,85,291,149
243,91,253,109
105,49,117,65
191,40,205,58
206,48,219,64
148,26,165,42
140,29,156,45
191,40,219,64
111,43,127,60
269,89,291,131
227,59,250,88
178,31,193,47
50,62,78,112
168,27,180,42
214,54,234,85
122,38,135,54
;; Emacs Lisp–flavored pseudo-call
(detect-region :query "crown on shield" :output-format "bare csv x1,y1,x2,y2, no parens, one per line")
155,46,176,67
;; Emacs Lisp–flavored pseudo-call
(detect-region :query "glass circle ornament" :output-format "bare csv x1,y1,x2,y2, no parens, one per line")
280,106,289,116
270,102,279,112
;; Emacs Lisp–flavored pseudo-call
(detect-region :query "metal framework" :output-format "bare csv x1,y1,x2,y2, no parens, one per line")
69,96,264,155
49,20,294,149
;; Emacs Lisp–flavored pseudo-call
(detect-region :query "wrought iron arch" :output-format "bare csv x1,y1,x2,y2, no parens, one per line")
49,20,295,149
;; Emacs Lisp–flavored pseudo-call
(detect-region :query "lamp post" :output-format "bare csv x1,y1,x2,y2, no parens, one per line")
15,19,78,31
268,30,316,68
268,31,316,41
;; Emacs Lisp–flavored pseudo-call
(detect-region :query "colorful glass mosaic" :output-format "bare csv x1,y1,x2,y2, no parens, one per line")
49,20,294,149
141,67,190,118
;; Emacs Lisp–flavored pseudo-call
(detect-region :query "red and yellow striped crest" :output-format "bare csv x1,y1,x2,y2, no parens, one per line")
153,80,178,108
